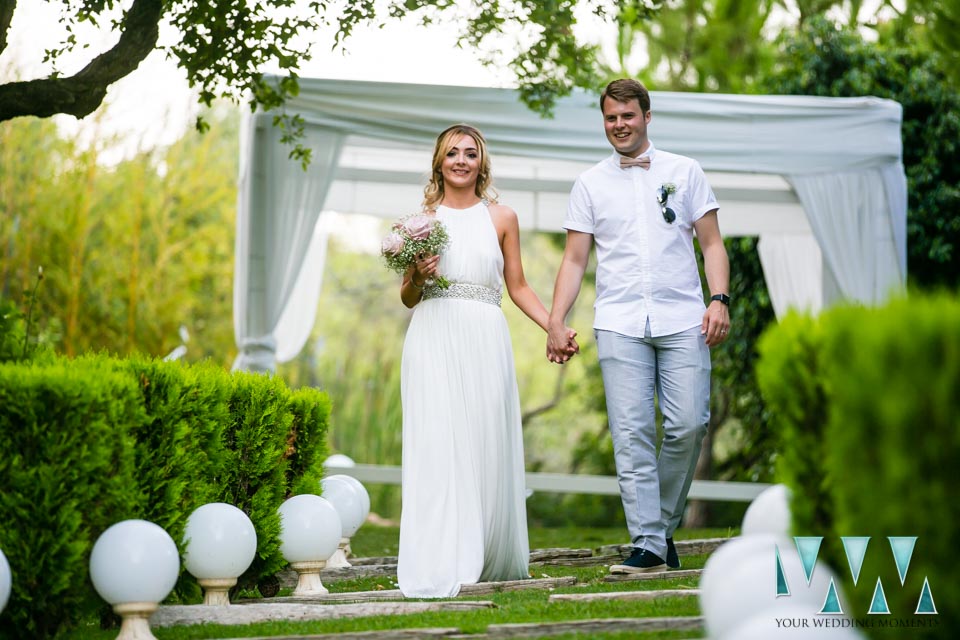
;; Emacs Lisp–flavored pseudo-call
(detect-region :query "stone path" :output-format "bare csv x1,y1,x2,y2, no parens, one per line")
277,536,729,586
225,631,461,640
603,568,703,583
224,631,461,640
218,616,705,640
152,537,727,638
152,600,496,628
548,587,701,603
253,576,576,606
452,616,704,638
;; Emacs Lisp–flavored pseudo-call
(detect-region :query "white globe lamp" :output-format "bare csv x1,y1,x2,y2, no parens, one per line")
742,483,793,537
183,503,258,605
700,533,842,639
320,476,364,568
323,453,356,468
278,494,342,596
328,474,370,522
0,548,11,614
89,520,180,640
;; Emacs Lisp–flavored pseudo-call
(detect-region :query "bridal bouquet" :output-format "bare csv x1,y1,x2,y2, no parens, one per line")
381,213,451,289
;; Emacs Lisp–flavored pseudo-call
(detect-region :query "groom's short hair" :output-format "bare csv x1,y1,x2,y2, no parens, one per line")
601,79,651,114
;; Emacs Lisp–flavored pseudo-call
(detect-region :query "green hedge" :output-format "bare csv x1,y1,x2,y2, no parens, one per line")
287,386,333,497
0,353,331,638
757,293,957,637
755,312,833,536
0,359,142,638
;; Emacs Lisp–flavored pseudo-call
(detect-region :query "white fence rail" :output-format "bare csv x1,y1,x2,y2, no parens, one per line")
330,463,769,503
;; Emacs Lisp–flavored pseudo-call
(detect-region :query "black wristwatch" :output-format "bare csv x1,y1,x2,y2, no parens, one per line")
710,293,731,306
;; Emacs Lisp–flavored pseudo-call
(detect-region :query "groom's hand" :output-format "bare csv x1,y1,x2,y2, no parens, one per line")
565,329,580,357
547,323,579,364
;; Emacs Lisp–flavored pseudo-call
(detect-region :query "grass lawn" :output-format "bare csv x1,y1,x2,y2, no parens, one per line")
64,525,735,639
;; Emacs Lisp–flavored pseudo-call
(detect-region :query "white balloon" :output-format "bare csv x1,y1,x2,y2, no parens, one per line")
320,476,365,538
278,494,342,564
700,534,842,639
328,474,370,521
183,503,258,580
0,548,11,613
719,602,867,639
742,484,793,537
89,520,180,605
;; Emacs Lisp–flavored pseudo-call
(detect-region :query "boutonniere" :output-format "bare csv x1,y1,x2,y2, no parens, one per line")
657,183,677,224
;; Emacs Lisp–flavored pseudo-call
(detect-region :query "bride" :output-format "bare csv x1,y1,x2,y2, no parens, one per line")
395,123,578,598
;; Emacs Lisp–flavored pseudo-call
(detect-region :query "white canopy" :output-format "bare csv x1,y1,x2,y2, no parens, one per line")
233,76,906,371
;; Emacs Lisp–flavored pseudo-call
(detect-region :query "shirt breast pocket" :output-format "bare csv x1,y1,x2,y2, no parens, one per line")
657,184,689,229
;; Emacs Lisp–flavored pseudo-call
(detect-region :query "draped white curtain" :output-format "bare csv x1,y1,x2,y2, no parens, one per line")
789,167,903,305
232,114,344,371
233,77,907,371
757,235,824,317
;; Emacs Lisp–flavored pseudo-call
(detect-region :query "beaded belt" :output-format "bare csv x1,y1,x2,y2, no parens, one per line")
422,282,502,307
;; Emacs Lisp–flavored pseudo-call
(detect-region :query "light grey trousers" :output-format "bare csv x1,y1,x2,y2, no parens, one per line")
595,325,710,559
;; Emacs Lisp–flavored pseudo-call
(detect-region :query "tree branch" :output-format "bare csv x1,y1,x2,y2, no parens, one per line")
0,0,162,122
521,363,570,424
0,0,15,58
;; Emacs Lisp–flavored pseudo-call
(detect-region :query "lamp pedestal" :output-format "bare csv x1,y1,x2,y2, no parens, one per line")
326,537,352,568
198,577,236,606
113,601,159,640
290,560,329,596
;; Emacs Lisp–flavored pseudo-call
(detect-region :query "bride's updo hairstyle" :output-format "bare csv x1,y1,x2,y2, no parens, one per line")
422,123,498,211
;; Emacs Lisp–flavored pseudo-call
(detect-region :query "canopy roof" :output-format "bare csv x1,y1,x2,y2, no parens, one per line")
233,77,906,371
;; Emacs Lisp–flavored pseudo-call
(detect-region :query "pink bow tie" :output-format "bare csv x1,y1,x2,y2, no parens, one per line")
620,155,651,170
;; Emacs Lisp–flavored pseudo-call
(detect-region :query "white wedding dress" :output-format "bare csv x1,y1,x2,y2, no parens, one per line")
397,201,530,598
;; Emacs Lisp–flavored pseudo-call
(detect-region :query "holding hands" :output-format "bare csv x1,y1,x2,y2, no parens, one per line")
546,323,580,364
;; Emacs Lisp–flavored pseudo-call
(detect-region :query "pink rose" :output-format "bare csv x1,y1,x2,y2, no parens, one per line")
403,215,434,240
381,232,405,256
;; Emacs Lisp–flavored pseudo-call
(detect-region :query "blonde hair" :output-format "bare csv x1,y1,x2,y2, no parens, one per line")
422,123,498,211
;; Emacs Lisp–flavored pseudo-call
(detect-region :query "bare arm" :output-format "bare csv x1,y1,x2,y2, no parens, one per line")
495,204,551,330
547,230,592,363
694,210,731,347
399,254,440,309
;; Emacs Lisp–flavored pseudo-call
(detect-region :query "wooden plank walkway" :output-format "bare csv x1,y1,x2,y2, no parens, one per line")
277,564,398,590
527,548,592,562
254,576,577,605
603,568,703,583
218,616,704,640
290,537,732,584
548,588,700,603
224,629,462,640
152,600,496,628
595,537,729,559
450,616,704,638
459,576,576,595
250,589,405,605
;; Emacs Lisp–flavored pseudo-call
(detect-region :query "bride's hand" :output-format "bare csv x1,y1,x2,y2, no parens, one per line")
414,253,440,283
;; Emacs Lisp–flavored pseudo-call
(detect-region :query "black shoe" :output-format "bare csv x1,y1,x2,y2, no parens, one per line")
666,537,680,569
610,548,667,574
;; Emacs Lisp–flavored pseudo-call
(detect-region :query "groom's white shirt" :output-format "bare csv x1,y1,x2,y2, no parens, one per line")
564,142,720,338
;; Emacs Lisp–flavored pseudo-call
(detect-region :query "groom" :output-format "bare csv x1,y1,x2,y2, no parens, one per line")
546,78,730,573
